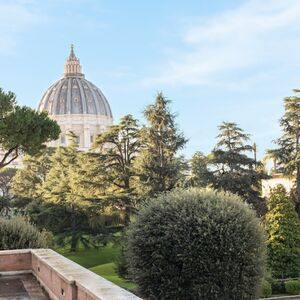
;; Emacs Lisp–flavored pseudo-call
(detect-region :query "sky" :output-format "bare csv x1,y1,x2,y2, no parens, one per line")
1,0,300,159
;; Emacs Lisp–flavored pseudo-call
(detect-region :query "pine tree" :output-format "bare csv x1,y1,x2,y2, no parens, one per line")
136,92,187,196
38,133,119,250
265,185,300,278
188,151,212,187
11,148,54,200
92,114,141,225
268,92,300,216
40,133,91,251
0,88,60,168
210,122,267,211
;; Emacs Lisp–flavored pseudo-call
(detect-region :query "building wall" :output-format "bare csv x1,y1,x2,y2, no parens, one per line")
262,176,295,198
48,113,113,151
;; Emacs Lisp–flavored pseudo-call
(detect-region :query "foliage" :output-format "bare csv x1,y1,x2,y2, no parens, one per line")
188,151,212,187
0,88,60,168
0,217,48,249
271,280,286,294
260,280,272,298
0,168,16,196
39,134,96,250
10,133,126,251
115,235,130,279
35,133,121,251
265,185,300,278
0,197,10,217
268,92,300,215
11,148,54,200
126,188,266,300
285,280,300,295
93,114,141,225
115,246,129,279
0,168,16,216
135,92,187,196
209,121,268,214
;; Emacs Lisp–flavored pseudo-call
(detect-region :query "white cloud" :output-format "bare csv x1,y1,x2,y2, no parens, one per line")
0,1,45,54
143,0,300,88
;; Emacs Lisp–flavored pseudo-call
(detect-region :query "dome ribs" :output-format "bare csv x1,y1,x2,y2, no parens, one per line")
76,78,87,114
66,78,72,114
37,46,113,119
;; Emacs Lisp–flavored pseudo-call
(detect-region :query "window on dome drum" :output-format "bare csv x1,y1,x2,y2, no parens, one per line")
90,135,94,143
60,135,65,145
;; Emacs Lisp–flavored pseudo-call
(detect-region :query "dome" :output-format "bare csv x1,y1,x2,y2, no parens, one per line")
37,45,113,151
38,45,112,118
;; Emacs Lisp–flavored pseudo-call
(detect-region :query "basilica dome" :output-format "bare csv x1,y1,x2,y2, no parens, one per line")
38,46,112,117
37,45,113,151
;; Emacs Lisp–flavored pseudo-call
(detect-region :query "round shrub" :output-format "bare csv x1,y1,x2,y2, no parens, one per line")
126,188,267,300
0,217,48,250
285,280,300,295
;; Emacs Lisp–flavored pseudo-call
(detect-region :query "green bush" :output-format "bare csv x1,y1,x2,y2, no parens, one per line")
285,280,300,295
265,185,300,278
271,280,286,294
0,217,48,249
126,188,267,300
115,239,130,279
260,280,272,298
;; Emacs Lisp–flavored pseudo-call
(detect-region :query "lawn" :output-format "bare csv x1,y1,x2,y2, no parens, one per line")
56,243,136,290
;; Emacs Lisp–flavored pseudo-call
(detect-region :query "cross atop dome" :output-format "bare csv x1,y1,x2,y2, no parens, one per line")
69,44,75,59
64,44,84,78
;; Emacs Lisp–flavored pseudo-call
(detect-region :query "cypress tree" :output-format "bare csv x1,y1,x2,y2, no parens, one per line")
265,185,300,278
268,92,300,216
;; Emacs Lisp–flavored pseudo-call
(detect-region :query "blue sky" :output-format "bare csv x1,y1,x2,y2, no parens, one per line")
1,0,300,158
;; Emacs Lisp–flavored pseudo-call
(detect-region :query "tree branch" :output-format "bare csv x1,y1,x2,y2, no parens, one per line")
0,146,19,168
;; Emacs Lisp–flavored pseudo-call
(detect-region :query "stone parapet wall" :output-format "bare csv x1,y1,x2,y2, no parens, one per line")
0,249,140,300
0,249,31,272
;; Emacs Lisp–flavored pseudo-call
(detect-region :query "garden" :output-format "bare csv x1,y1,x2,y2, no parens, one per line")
1,87,300,299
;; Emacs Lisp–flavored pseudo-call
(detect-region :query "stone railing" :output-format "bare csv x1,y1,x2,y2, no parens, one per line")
0,249,141,300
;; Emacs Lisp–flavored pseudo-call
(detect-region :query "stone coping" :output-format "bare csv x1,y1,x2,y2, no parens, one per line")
0,249,31,255
0,249,141,300
260,296,300,300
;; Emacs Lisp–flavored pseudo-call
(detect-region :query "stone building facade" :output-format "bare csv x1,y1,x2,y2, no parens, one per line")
261,173,295,198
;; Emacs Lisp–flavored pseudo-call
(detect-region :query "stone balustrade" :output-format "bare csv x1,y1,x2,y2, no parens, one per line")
0,249,141,300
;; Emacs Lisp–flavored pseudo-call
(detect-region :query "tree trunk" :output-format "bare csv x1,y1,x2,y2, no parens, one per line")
70,206,77,252
296,164,300,218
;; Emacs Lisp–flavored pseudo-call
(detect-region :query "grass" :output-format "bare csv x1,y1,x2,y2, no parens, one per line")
57,243,120,268
56,243,136,290
90,262,136,289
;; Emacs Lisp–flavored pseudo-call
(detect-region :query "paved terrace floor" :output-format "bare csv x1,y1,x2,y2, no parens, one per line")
0,273,49,300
